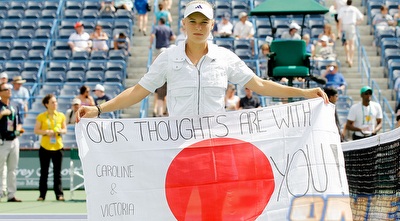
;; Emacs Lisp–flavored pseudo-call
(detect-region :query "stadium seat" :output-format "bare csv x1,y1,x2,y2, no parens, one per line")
85,71,104,82
308,19,324,29
0,50,10,60
104,83,123,97
104,71,123,82
234,49,253,60
38,20,53,30
41,9,57,19
5,62,23,72
82,9,99,19
66,1,82,10
45,71,66,83
273,19,289,29
0,41,12,50
63,9,81,19
12,41,29,51
3,21,20,30
7,9,24,19
0,2,9,10
106,61,124,72
28,49,45,60
60,20,76,30
215,8,231,19
114,10,132,19
31,41,47,50
24,61,41,72
43,1,58,10
0,10,6,19
24,9,41,19
27,1,43,10
68,62,87,72
88,61,106,72
108,50,126,60
90,50,108,60
231,9,247,19
54,41,71,50
83,1,100,10
233,39,252,50
96,20,113,30
66,71,85,82
231,0,249,10
99,11,114,19
215,38,234,51
21,71,38,83
58,29,75,39
34,29,51,39
48,61,68,72
5,71,20,81
29,101,47,114
20,20,37,30
215,0,231,9
114,20,131,29
72,51,89,60
10,2,26,10
52,50,72,60
257,28,273,38
17,30,35,39
9,49,28,60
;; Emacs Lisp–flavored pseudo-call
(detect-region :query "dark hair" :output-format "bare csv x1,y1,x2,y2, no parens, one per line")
346,0,352,5
42,94,56,108
380,5,388,11
159,17,166,25
324,87,338,98
80,85,89,95
119,32,126,38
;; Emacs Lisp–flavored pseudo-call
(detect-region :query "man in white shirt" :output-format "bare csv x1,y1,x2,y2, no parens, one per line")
372,5,395,30
233,12,255,39
11,76,29,120
337,0,363,67
68,22,92,52
346,86,383,140
213,13,233,38
280,22,301,40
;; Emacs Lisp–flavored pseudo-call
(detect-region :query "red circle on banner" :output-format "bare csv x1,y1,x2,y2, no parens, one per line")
165,138,275,221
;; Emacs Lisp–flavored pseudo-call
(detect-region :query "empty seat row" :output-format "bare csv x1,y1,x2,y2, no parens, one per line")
0,29,51,40
0,9,57,20
51,49,127,61
0,49,45,61
0,20,54,30
62,9,133,19
45,70,125,84
0,1,59,10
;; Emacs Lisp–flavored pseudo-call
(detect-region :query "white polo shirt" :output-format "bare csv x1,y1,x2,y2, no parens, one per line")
337,5,363,25
347,101,383,136
138,41,255,117
68,32,91,51
233,21,255,39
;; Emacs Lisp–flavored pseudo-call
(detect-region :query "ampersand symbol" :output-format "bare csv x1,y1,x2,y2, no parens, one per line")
110,183,117,195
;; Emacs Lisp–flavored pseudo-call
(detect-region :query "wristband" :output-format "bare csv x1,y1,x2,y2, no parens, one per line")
96,104,102,117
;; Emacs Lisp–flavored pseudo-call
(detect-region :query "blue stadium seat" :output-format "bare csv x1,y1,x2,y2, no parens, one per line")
29,101,47,114
28,49,45,60
85,71,104,82
10,2,26,10
255,18,272,30
72,51,89,60
20,20,37,30
0,10,6,19
234,49,252,60
38,20,53,30
215,0,231,9
308,18,324,29
31,41,47,50
108,50,126,60
88,61,106,72
43,1,59,10
9,49,28,60
63,9,81,19
61,19,79,29
114,20,130,29
24,61,41,72
68,62,87,72
256,28,272,38
384,48,400,67
17,30,35,39
0,2,9,10
54,41,70,50
65,1,82,10
0,41,12,50
58,29,75,39
0,50,10,60
66,71,85,82
104,83,123,97
90,50,108,60
273,19,289,29
27,1,43,10
45,71,66,82
3,21,20,30
83,1,100,10
21,71,38,83
233,39,252,50
215,8,231,19
311,27,323,38
7,9,24,19
48,61,68,72
113,28,130,38
82,9,99,19
50,49,70,60
104,71,123,82
231,0,249,10
4,62,22,72
22,118,38,130
99,11,114,19
5,71,20,81
96,20,113,30
106,61,124,72
114,10,132,19
0,30,17,39
24,9,41,19
215,38,234,51
34,29,51,39
41,9,57,19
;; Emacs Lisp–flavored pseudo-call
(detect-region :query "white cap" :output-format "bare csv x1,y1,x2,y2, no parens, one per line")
320,35,329,42
0,72,8,79
239,12,248,19
289,22,301,30
184,2,213,19
93,84,105,92
72,98,81,105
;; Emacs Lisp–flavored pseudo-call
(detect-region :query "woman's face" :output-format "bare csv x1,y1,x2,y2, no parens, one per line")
46,97,58,110
183,12,214,43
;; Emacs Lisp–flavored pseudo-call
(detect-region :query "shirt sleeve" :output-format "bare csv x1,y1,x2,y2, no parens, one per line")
138,49,168,93
225,49,255,87
375,103,383,119
347,105,357,121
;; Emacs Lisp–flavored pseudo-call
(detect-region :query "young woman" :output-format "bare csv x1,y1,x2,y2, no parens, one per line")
75,85,95,106
89,25,109,51
77,0,328,120
34,94,67,201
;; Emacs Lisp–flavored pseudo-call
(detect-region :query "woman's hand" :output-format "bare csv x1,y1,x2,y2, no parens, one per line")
76,106,98,123
302,87,329,104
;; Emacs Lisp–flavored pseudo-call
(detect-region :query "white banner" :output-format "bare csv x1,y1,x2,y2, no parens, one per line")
76,98,351,221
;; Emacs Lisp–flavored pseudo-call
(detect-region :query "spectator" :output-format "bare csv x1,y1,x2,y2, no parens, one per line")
162,0,172,11
113,32,130,56
225,84,240,111
313,35,336,60
346,86,382,140
0,72,12,88
11,76,29,120
321,62,346,92
239,88,260,109
65,98,81,125
258,43,270,79
154,83,167,117
213,13,233,38
372,5,394,30
324,87,345,141
302,34,315,55
334,0,347,37
114,0,133,11
393,5,400,26
0,83,23,202
150,17,176,58
34,94,67,201
92,84,111,105
337,0,363,67
100,0,115,13
134,0,149,35
75,85,95,106
154,3,172,27
281,22,301,40
233,12,255,39
318,23,336,46
90,25,109,51
68,22,92,52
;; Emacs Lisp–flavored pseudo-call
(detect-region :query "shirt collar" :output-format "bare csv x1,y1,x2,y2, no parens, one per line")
178,40,218,61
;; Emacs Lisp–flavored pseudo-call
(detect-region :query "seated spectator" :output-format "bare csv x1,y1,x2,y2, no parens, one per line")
92,84,111,105
68,22,92,52
239,88,261,109
154,3,172,27
213,13,233,38
115,0,133,11
393,5,400,26
321,62,346,92
281,22,301,40
75,85,95,106
225,84,240,111
100,0,116,13
372,5,395,30
65,98,81,125
11,76,29,119
233,12,255,39
113,32,130,55
90,25,109,51
302,34,315,55
318,23,336,46
313,35,336,60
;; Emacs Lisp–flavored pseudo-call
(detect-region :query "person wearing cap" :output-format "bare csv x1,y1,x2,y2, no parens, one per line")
281,22,301,40
213,13,233,38
65,98,81,125
321,62,346,92
77,0,328,121
11,76,29,120
233,12,255,39
92,84,111,106
68,22,92,52
313,35,336,61
346,86,383,140
337,0,363,67
0,82,24,202
34,94,67,201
